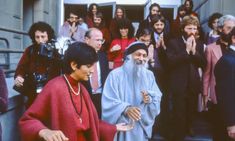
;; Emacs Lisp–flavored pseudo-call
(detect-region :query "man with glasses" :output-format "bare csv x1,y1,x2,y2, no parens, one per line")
83,28,109,118
59,10,86,42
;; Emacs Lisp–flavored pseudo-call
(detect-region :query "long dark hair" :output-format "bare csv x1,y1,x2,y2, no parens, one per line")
114,6,126,19
117,18,134,39
88,3,99,17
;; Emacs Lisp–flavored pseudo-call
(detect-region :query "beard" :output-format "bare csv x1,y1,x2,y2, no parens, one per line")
123,55,149,91
182,31,198,39
124,56,147,79
94,23,101,28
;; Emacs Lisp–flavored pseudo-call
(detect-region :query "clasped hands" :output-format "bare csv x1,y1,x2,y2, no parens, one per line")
69,22,78,36
14,76,24,87
125,91,150,121
155,35,166,50
186,35,196,55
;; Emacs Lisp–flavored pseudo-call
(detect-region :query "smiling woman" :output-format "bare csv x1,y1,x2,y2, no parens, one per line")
19,42,133,141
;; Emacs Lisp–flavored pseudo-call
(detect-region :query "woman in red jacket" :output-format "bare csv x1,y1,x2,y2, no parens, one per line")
108,18,135,69
19,42,133,141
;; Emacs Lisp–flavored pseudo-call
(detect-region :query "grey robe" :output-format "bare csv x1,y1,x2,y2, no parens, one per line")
102,57,162,141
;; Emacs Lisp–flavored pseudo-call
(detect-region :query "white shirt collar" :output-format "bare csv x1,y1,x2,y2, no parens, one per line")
154,32,163,42
230,45,235,51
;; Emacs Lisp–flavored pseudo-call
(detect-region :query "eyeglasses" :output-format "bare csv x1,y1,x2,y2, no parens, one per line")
95,39,105,44
70,16,78,20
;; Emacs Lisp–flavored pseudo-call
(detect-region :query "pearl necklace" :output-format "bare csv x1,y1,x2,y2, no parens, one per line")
63,75,83,123
63,75,80,95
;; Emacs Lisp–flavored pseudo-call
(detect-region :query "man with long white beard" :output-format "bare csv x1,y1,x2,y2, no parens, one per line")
102,42,162,141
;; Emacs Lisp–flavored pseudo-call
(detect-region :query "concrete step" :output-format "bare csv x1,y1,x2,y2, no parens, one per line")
151,134,212,141
151,112,213,141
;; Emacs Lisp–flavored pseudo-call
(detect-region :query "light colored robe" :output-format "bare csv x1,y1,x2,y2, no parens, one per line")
102,56,162,141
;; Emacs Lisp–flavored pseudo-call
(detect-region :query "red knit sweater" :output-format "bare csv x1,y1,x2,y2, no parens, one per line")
19,76,116,141
108,38,135,68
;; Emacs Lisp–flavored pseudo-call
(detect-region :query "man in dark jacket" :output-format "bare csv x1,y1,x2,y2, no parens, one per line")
84,28,110,118
215,27,235,140
165,15,206,141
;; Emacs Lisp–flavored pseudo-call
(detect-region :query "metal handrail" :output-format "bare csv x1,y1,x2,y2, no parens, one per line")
0,48,24,53
0,26,28,35
0,27,28,75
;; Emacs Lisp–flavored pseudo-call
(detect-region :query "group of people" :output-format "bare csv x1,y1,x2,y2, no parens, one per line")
10,0,235,141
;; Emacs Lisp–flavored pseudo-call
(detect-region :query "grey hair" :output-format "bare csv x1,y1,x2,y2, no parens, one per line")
217,15,235,28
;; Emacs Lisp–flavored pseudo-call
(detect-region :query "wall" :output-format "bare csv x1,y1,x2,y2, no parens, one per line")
193,0,235,33
64,0,181,6
0,0,62,71
0,1,62,140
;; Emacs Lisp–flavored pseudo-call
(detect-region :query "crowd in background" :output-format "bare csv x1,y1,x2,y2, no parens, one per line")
4,0,235,140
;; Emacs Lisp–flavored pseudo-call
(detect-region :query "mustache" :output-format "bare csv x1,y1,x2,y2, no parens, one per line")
189,32,196,37
135,60,146,65
184,32,199,39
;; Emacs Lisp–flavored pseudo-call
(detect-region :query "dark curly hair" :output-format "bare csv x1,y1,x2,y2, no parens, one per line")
28,21,55,44
117,18,134,39
208,13,223,29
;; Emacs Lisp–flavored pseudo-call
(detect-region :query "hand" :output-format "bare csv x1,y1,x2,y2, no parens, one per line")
110,44,121,52
227,125,235,139
39,129,69,141
70,22,77,34
148,44,154,60
202,95,209,111
155,40,161,49
116,122,134,131
141,91,150,104
148,59,155,67
186,36,194,54
191,37,196,55
159,35,166,50
125,106,141,121
108,61,114,69
14,76,24,87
